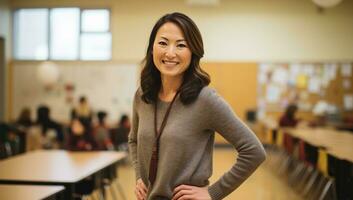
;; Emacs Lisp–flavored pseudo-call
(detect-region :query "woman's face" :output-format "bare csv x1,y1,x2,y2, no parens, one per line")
153,22,192,80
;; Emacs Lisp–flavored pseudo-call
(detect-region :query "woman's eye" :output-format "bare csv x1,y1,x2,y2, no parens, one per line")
177,44,187,48
158,41,167,46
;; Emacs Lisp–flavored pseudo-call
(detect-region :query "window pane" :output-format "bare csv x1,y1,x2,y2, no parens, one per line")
80,33,111,60
14,9,48,60
81,9,110,32
50,8,79,60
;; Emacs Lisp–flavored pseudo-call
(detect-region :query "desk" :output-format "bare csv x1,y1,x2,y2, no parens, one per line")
0,184,64,200
283,128,353,163
0,150,127,200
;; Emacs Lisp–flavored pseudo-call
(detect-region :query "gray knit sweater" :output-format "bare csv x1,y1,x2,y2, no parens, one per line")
128,87,266,200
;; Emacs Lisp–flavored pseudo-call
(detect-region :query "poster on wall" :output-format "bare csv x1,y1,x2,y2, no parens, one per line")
344,94,353,111
266,84,281,103
341,63,352,77
308,76,321,94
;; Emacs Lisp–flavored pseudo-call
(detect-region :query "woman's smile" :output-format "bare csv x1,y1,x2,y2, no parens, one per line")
153,22,192,79
162,60,180,66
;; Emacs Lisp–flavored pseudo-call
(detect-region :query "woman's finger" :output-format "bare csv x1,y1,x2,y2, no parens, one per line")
135,188,143,200
173,184,193,195
139,181,148,192
177,194,194,200
172,189,193,200
138,185,147,198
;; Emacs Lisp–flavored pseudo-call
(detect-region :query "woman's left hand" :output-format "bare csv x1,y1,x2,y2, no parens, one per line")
172,184,211,200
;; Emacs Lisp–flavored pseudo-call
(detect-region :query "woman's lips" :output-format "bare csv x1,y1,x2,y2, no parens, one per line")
162,60,179,65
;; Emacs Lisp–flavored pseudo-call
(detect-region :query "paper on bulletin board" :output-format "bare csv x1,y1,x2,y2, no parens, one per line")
324,63,337,81
271,67,288,84
259,63,272,73
266,84,281,103
343,79,351,90
288,64,301,86
296,74,308,89
344,94,353,110
341,63,352,77
303,64,315,76
322,66,332,88
308,76,321,93
258,72,267,84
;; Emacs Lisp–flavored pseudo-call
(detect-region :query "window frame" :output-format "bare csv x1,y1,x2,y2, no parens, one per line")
12,7,112,61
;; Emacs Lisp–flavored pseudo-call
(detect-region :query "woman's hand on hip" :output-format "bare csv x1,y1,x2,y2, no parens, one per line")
172,185,211,200
135,178,147,200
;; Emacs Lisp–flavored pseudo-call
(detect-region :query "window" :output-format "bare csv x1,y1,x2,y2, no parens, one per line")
80,9,111,60
13,8,111,60
50,8,80,60
13,9,49,60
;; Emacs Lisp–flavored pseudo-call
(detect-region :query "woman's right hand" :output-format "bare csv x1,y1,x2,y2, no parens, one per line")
135,178,148,200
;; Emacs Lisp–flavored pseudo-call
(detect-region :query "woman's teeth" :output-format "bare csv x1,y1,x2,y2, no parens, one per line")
163,60,178,64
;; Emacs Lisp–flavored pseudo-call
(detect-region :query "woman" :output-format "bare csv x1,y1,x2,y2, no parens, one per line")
129,12,266,200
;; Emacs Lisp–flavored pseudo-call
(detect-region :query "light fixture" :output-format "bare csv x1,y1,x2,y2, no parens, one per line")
37,61,60,86
186,0,220,6
312,0,343,8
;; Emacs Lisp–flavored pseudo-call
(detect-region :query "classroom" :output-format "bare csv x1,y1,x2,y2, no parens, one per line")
0,0,352,199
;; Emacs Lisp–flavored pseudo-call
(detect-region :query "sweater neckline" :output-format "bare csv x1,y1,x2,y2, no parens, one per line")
158,97,173,104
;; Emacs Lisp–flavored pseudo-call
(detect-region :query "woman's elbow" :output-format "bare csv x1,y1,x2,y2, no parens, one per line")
256,146,267,164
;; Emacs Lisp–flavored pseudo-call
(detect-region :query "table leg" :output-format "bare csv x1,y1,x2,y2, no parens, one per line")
63,183,75,200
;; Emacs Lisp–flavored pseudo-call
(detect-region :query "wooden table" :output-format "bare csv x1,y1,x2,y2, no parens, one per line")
0,184,64,200
0,150,127,200
283,128,353,162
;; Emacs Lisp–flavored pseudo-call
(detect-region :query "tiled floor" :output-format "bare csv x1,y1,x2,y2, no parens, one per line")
110,148,302,200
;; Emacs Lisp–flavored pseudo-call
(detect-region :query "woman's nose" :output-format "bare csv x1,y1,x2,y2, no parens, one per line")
165,46,176,58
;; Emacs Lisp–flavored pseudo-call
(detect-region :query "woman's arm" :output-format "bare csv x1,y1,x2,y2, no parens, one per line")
128,90,141,180
205,89,266,200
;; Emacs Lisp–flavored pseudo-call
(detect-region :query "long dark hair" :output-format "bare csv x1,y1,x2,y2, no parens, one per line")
36,105,50,136
140,12,210,105
285,104,298,120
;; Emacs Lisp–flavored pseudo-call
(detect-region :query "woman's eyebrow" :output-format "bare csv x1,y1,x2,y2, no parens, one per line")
160,36,186,42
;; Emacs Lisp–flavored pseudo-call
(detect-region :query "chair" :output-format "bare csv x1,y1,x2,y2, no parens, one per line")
310,149,337,200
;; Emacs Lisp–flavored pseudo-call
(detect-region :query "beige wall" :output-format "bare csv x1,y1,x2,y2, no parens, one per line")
0,0,11,120
10,0,353,62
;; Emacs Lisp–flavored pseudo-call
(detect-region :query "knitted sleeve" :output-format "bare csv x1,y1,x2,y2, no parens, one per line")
128,89,141,181
204,89,266,200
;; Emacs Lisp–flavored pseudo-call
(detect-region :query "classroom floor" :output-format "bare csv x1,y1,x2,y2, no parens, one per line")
111,148,302,200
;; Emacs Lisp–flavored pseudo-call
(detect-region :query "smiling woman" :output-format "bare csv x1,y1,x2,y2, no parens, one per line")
129,12,266,200
152,22,192,83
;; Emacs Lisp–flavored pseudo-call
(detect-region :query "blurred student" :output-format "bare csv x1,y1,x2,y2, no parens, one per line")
73,96,93,128
13,107,33,153
67,111,95,151
111,114,131,151
279,103,300,155
15,107,33,129
27,105,63,151
279,104,299,127
93,111,113,150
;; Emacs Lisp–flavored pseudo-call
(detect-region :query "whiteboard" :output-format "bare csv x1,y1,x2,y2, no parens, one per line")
12,62,139,123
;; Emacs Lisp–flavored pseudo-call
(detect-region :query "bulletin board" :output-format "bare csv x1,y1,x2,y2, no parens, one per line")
11,61,139,123
257,62,353,120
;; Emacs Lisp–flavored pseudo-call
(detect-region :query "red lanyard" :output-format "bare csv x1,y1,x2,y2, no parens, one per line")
148,91,180,185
